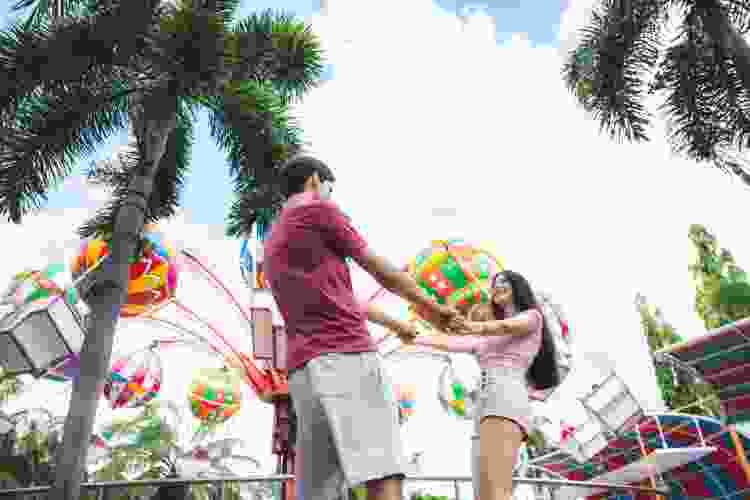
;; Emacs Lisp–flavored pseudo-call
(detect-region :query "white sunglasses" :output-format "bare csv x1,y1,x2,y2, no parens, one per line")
491,274,511,290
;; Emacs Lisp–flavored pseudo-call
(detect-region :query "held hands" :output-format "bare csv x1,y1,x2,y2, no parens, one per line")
416,301,460,332
448,316,484,336
394,323,419,345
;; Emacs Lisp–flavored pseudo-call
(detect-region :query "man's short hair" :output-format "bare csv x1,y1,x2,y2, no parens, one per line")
279,155,335,197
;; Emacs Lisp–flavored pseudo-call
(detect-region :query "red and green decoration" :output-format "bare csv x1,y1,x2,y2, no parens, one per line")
188,367,242,426
408,239,502,327
437,363,476,420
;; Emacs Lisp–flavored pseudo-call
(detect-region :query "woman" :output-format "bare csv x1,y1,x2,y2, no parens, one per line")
396,270,559,500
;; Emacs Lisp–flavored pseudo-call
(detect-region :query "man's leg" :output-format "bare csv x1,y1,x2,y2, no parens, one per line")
308,352,408,497
288,365,346,500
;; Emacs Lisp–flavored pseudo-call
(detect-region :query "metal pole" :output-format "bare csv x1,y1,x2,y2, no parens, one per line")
0,475,672,496
729,428,750,485
453,480,459,500
635,427,661,500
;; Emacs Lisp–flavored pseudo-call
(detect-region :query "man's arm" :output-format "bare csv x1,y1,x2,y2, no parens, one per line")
312,202,456,324
354,249,437,311
363,302,413,335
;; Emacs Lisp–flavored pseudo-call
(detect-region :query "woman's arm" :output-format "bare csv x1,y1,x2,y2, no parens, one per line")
413,333,481,353
477,309,542,337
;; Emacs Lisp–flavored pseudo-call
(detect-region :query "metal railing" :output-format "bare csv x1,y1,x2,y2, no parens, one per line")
0,473,672,499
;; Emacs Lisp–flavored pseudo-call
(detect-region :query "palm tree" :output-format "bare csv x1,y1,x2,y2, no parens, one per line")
0,1,322,498
563,0,750,185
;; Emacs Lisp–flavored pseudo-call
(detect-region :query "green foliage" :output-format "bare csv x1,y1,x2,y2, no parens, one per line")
351,486,368,500
525,428,548,458
0,370,23,407
229,10,324,101
410,494,449,500
636,292,720,417
689,224,750,329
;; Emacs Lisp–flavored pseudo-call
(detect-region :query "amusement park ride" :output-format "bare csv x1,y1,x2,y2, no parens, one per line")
0,225,298,498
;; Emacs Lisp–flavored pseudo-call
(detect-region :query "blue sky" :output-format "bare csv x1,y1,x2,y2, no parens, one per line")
0,0,566,227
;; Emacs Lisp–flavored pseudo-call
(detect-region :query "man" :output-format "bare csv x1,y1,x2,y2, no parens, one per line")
264,155,457,500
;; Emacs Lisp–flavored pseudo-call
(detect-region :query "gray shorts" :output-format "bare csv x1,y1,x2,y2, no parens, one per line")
289,352,407,500
471,366,531,498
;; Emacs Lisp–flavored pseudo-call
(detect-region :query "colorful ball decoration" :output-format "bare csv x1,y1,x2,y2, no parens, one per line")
104,348,163,410
437,364,478,420
395,383,416,423
71,224,178,317
1,263,78,308
407,239,502,328
188,367,242,425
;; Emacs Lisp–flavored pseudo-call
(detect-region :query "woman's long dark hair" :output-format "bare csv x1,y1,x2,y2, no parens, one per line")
491,270,560,390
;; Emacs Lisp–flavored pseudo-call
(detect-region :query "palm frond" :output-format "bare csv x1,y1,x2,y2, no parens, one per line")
228,10,324,101
224,133,303,239
206,79,302,173
562,0,665,142
723,0,750,34
659,6,750,186
224,177,286,239
204,0,241,30
12,0,97,30
0,0,165,119
201,79,302,238
77,97,194,238
155,2,227,93
0,79,132,223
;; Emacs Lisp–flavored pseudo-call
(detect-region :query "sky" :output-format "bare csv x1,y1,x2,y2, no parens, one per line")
2,0,750,498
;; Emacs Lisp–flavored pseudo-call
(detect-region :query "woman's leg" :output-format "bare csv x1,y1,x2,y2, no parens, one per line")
478,416,524,500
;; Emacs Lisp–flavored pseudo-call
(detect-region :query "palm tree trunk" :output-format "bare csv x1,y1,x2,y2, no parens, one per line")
48,88,178,500
699,0,750,96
